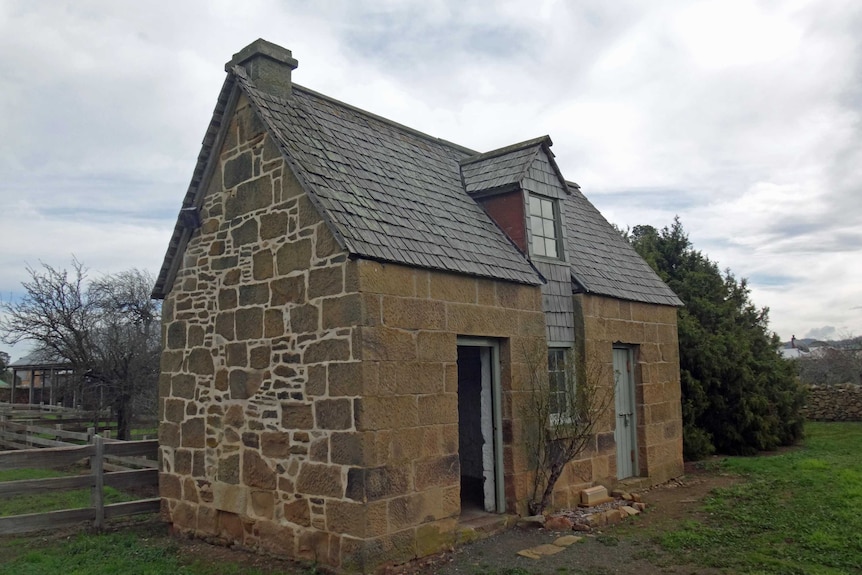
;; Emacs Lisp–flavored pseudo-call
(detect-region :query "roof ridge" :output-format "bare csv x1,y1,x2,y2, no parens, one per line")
292,84,479,157
459,135,552,167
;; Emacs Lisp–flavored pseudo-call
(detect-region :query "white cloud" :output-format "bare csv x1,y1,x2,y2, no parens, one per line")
0,0,860,354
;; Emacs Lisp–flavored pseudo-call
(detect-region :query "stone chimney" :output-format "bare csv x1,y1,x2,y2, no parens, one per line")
226,39,298,96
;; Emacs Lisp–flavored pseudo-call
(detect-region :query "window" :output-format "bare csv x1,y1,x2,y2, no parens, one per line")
548,348,573,421
529,194,560,258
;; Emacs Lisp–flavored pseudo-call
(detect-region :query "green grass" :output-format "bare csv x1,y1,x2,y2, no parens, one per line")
0,521,319,575
0,468,133,517
659,422,862,574
0,527,290,575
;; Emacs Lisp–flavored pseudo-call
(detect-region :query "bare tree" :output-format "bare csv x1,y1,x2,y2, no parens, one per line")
1,261,160,439
522,343,614,515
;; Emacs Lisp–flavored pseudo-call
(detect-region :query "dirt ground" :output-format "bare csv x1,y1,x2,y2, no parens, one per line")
396,460,740,575
11,460,737,575
166,460,740,575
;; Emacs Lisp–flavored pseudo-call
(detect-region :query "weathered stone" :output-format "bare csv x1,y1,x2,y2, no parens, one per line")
218,288,238,310
260,211,288,240
621,505,639,516
304,337,351,364
234,307,263,340
243,450,276,489
160,473,182,499
231,218,259,247
290,303,319,333
225,177,272,220
172,374,196,399
296,463,343,498
283,498,311,527
260,431,291,458
308,266,343,300
167,322,186,349
580,485,611,506
187,348,214,376
250,250,273,281
553,535,583,547
282,402,313,429
239,283,269,306
315,398,352,430
354,396,418,431
223,151,253,189
218,454,240,484
518,514,545,527
181,418,205,448
331,432,375,466
276,239,312,276
263,309,285,338
322,294,362,330
270,275,305,306
327,361,366,396
346,465,410,502
249,490,274,519
544,515,574,531
215,312,235,340
249,345,271,369
225,342,247,367
414,454,459,490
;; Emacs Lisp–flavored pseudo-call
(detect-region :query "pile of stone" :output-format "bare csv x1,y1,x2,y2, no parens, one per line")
520,486,647,532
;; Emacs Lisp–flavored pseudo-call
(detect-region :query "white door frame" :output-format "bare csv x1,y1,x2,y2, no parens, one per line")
456,337,505,513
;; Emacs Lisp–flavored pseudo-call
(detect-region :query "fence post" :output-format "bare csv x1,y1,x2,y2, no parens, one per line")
92,434,105,529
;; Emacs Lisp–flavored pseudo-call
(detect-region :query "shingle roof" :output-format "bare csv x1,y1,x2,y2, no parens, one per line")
460,137,546,194
234,67,543,287
154,54,681,308
564,183,683,307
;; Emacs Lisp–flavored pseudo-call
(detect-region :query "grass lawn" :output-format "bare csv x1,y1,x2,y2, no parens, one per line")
1,422,860,574
659,421,862,574
0,468,132,517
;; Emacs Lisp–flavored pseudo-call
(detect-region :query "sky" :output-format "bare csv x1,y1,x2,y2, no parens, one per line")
1,0,860,361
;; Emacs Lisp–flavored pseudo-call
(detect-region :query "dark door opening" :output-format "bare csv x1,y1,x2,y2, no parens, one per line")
457,346,485,511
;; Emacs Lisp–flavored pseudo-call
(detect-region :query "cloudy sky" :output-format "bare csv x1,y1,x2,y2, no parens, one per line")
1,0,860,360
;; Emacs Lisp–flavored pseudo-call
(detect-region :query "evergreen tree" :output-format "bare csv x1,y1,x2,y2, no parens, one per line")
627,218,805,458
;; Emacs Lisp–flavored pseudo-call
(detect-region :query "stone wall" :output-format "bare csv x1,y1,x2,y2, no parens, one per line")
159,92,361,566
570,294,683,497
347,259,546,568
804,384,862,421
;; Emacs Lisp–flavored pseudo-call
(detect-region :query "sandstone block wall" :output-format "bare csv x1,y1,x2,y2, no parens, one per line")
572,294,683,490
350,259,546,567
804,384,862,421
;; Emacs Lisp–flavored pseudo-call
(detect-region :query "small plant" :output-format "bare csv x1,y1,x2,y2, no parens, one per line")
521,342,613,515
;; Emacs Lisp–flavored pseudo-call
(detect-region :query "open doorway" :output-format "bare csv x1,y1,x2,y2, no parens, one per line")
456,339,504,514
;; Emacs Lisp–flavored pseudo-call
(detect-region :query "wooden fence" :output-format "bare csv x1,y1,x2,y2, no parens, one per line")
0,435,160,534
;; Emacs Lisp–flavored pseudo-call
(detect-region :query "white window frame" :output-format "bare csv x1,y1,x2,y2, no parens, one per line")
547,346,576,425
529,194,562,259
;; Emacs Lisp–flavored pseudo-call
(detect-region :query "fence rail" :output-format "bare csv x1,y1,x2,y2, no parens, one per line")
0,436,159,534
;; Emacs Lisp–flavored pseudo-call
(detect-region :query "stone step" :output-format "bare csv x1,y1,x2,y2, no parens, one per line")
457,512,516,543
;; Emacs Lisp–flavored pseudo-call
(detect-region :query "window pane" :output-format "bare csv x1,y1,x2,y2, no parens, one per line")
545,238,558,258
541,198,554,219
529,196,542,216
531,216,544,237
534,237,546,256
543,218,556,237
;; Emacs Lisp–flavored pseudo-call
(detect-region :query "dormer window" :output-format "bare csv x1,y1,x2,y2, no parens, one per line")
529,194,561,259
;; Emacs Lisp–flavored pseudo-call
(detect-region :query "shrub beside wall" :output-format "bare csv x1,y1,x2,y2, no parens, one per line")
803,384,862,421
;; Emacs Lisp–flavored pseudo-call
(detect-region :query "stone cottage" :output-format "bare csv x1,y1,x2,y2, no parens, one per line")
153,39,683,571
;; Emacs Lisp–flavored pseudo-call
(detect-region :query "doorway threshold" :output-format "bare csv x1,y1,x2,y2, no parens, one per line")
457,508,516,543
